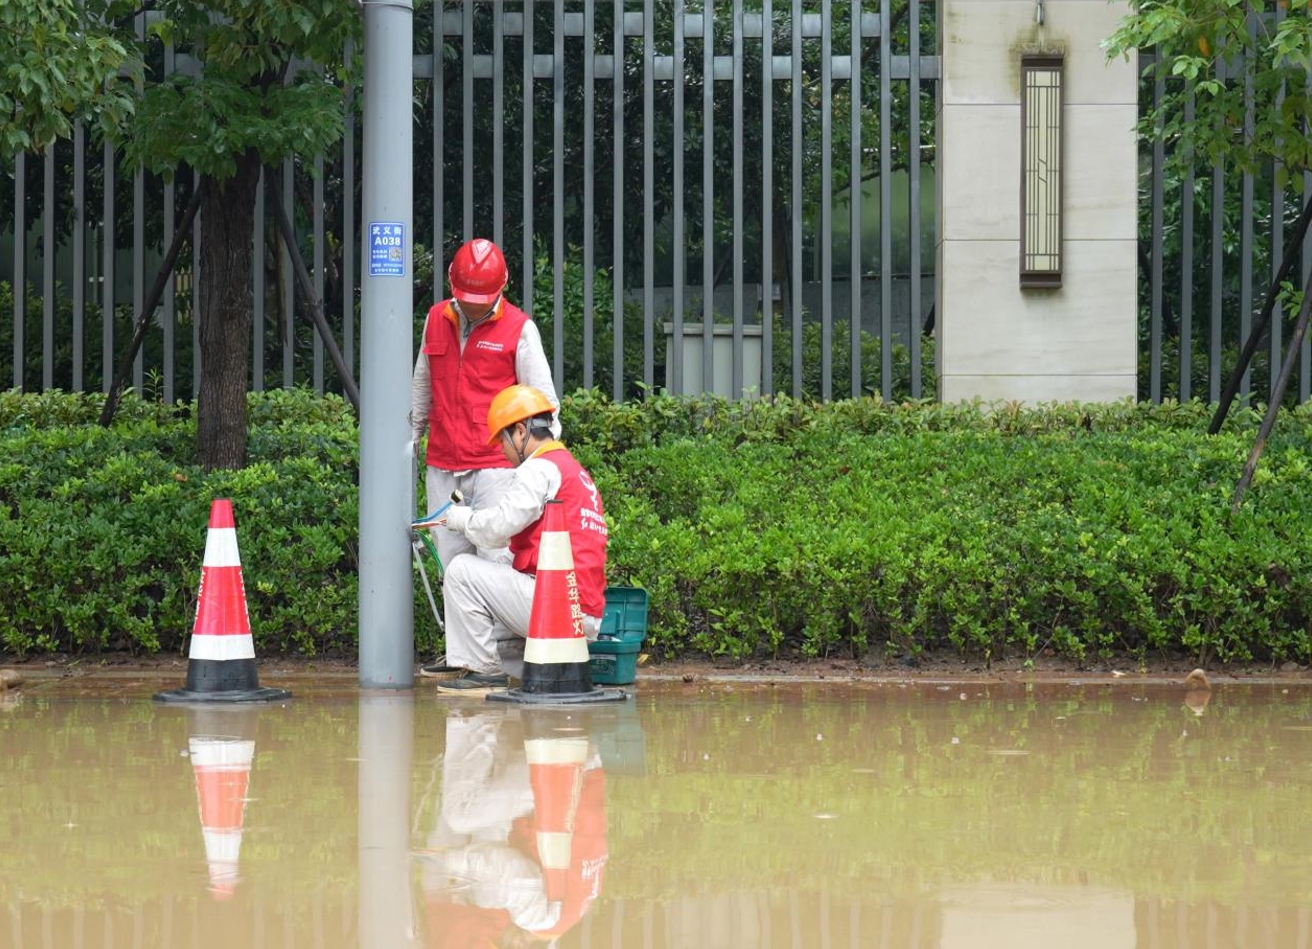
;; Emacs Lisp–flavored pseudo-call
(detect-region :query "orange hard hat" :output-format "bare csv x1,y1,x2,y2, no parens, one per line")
448,238,508,304
486,385,554,445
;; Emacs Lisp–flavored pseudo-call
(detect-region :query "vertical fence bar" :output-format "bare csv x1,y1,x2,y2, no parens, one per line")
821,0,833,401
1304,147,1311,403
732,2,744,397
672,0,686,395
1179,91,1194,402
132,156,144,392
702,1,715,394
253,171,265,390
878,0,892,399
643,2,654,389
434,2,444,302
43,146,55,390
73,121,85,391
162,169,175,403
850,0,864,398
1210,149,1223,403
522,0,534,310
192,170,201,392
282,159,294,387
11,154,23,389
493,4,505,250
132,11,145,394
344,41,356,373
163,41,176,403
102,142,114,393
1270,170,1282,402
583,2,595,390
552,0,565,387
908,0,922,398
314,155,325,392
1150,68,1164,403
762,0,773,396
463,0,474,240
1270,9,1285,404
1240,29,1254,398
612,0,625,401
790,0,803,398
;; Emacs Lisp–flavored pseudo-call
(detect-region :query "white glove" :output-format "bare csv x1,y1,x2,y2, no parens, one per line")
445,505,472,533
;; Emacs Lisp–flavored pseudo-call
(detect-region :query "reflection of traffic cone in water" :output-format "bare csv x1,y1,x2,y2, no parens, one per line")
155,499,290,703
510,714,610,941
190,733,255,900
525,729,588,902
488,502,624,705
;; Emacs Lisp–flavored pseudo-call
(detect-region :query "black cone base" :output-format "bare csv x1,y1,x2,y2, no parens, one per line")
154,657,291,704
487,659,626,704
520,660,593,695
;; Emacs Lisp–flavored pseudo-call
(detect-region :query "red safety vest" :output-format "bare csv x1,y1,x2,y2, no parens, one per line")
422,298,531,470
510,448,608,618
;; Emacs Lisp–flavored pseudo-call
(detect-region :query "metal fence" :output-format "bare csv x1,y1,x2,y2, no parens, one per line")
15,6,1307,408
1,1,940,406
1139,50,1312,408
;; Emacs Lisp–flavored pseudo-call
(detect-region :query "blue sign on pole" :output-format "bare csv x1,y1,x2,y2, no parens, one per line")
368,222,406,277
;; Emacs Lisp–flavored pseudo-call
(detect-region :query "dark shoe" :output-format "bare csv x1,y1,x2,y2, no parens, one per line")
419,657,462,679
435,670,511,695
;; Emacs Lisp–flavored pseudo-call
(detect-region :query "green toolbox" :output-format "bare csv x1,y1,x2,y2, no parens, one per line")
588,586,649,685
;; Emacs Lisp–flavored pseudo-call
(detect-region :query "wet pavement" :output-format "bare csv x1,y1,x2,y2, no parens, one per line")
3,671,1311,948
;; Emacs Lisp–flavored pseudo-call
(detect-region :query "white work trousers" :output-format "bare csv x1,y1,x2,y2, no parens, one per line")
442,554,601,678
423,466,516,567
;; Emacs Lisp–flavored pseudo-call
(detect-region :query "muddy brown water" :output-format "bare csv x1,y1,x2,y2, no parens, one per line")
2,672,1311,948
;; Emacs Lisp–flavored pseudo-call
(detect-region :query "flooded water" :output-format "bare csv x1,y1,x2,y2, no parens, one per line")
2,675,1311,949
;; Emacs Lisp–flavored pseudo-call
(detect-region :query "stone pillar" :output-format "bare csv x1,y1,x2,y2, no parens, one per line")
936,0,1138,403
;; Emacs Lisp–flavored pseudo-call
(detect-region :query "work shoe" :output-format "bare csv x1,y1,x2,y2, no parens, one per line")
419,657,462,679
434,670,511,695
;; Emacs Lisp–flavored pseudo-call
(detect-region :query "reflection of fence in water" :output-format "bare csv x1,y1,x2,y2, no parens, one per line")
1,896,359,949
575,894,1308,949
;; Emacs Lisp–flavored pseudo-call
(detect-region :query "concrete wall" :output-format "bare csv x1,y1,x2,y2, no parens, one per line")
936,0,1138,403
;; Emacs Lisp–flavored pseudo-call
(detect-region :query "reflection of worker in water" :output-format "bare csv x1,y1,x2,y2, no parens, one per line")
418,710,608,948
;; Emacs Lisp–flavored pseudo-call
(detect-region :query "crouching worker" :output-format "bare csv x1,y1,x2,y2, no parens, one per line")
434,385,608,695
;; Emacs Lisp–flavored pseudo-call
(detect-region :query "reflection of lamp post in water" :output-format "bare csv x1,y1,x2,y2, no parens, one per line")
359,693,416,949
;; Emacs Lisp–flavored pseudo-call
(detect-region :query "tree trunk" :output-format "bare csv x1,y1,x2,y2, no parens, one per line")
197,151,262,470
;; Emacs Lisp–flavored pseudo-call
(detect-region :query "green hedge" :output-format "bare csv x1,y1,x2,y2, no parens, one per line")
2,388,1310,665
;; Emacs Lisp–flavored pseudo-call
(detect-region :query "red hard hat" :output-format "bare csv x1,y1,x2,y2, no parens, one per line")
448,239,508,304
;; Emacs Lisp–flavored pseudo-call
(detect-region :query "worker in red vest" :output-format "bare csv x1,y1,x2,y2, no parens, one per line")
430,385,608,695
411,239,559,678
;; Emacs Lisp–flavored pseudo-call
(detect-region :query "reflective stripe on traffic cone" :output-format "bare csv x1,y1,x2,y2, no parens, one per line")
154,499,290,703
525,732,588,902
190,735,255,901
523,502,590,682
489,502,625,706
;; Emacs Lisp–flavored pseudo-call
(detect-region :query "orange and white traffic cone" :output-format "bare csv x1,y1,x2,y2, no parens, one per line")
525,729,588,902
190,732,255,901
155,499,290,703
488,502,624,706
